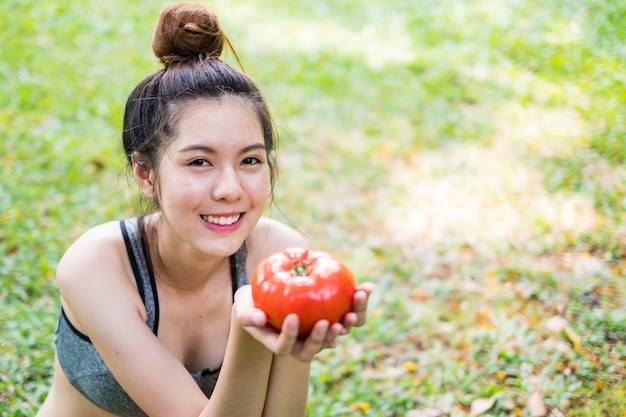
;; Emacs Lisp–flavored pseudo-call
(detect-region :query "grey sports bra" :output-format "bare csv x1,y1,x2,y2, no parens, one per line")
54,217,248,416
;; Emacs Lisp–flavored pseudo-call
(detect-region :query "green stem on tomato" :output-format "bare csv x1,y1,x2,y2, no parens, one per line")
292,262,310,276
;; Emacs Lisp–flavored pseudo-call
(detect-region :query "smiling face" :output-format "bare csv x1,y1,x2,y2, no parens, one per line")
143,96,271,259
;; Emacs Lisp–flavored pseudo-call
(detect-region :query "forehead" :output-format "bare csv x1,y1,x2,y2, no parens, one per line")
172,96,263,147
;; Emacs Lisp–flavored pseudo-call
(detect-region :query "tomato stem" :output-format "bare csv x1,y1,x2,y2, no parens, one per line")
293,262,310,276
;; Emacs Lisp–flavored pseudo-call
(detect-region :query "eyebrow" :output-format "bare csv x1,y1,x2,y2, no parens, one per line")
178,143,267,154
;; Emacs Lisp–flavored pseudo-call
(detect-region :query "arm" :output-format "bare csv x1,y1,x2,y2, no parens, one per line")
236,284,374,417
255,284,375,417
58,223,208,416
260,280,376,417
243,218,376,416
57,223,274,417
263,355,311,416
200,307,273,417
234,285,342,417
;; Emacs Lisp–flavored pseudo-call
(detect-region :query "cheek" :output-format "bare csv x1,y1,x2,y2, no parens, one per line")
159,176,203,207
244,173,272,202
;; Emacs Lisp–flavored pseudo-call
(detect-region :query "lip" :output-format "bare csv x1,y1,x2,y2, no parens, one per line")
200,212,245,232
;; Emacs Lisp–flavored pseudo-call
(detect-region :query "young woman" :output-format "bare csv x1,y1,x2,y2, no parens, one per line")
36,3,374,417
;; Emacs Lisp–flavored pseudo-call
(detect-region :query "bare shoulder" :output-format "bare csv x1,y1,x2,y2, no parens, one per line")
56,220,127,286
246,217,308,268
55,220,143,332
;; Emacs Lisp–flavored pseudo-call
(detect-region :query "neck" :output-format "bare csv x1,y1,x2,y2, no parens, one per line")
143,214,230,292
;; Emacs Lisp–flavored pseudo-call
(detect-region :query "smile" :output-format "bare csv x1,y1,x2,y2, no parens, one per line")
201,214,241,226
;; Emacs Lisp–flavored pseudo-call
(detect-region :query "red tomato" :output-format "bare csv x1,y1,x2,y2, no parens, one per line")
251,247,357,337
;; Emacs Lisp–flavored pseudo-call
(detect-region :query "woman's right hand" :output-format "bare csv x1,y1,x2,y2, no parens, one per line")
233,285,345,363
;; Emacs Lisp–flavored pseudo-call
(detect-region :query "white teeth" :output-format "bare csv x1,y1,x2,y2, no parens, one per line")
204,214,240,225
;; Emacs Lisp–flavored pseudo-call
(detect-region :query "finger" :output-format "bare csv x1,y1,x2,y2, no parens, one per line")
323,322,345,348
295,320,329,362
233,284,253,305
352,284,374,327
329,322,345,337
339,284,374,330
236,307,267,328
341,312,358,332
233,285,259,325
358,282,376,295
249,310,269,327
274,314,299,356
354,283,374,308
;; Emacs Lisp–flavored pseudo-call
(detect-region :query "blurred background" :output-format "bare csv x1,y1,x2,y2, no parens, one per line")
1,0,624,415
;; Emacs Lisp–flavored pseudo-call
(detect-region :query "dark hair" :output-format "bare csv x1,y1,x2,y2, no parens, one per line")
123,2,276,211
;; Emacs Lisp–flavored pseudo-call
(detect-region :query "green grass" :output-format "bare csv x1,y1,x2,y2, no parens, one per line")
2,0,625,416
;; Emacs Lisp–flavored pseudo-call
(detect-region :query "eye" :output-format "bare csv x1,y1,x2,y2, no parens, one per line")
242,157,262,165
190,158,211,167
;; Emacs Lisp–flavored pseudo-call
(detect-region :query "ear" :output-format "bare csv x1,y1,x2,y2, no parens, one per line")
132,159,156,199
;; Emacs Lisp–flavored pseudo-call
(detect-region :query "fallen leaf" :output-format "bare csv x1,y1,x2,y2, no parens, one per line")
411,288,431,301
563,325,582,352
548,408,566,417
403,361,419,372
350,402,371,413
545,317,582,351
484,270,498,283
474,308,496,330
406,409,444,417
471,397,496,415
527,377,547,417
528,389,547,416
545,316,567,332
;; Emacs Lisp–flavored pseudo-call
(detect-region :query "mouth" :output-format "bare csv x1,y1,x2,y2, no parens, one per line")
201,213,242,226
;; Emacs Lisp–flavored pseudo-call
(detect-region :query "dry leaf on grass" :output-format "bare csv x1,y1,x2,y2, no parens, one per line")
528,381,547,416
470,396,496,415
548,408,565,417
406,409,444,417
545,316,567,332
562,325,582,352
545,316,582,351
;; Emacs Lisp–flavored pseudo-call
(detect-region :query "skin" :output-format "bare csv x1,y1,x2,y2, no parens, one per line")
36,96,374,417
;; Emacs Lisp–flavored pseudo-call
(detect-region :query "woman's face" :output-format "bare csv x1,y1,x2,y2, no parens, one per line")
151,96,271,258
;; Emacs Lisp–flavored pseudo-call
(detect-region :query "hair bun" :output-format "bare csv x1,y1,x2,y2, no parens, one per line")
152,2,224,66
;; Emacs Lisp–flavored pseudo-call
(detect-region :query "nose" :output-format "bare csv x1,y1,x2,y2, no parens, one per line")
211,166,244,202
